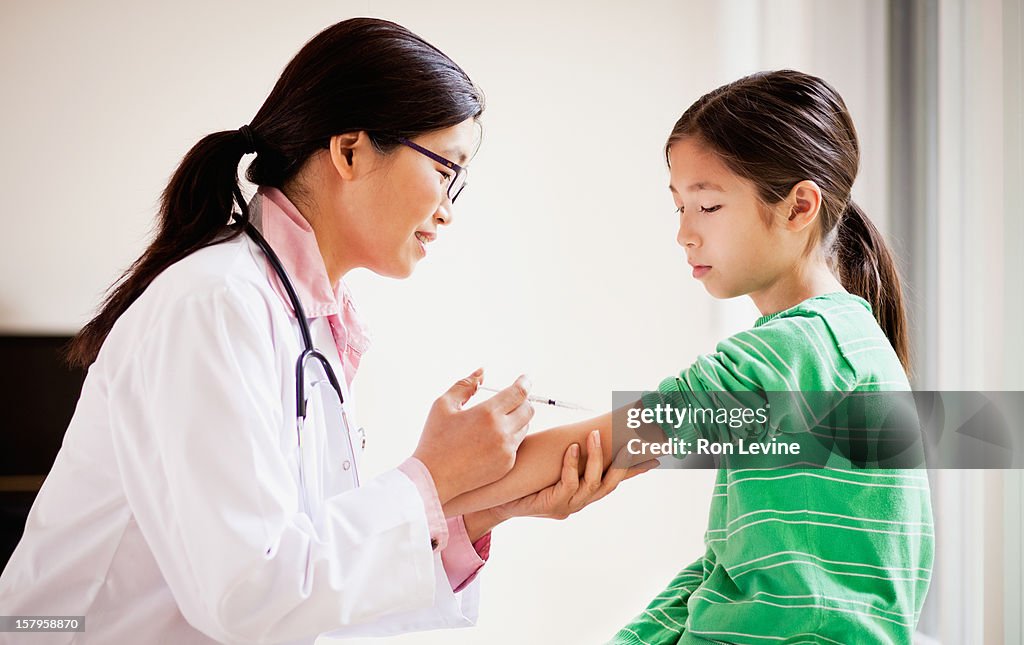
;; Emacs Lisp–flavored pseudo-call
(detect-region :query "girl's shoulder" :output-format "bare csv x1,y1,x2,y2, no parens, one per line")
715,292,907,391
755,291,874,327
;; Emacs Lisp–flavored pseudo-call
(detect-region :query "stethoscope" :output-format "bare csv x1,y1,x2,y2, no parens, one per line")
238,218,363,515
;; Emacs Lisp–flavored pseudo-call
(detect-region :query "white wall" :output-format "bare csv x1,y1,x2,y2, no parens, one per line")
0,2,892,643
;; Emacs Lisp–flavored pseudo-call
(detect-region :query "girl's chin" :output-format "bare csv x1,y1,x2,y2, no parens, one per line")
702,281,739,300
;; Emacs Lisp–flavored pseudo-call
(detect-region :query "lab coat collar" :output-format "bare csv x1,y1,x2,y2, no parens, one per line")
250,186,371,355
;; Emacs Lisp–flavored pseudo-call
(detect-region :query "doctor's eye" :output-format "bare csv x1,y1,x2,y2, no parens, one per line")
438,170,453,184
700,205,722,214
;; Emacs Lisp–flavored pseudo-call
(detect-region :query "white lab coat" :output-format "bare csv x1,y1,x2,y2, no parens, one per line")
0,209,480,644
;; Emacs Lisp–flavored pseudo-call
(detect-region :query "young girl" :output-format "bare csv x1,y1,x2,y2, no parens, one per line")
445,70,934,644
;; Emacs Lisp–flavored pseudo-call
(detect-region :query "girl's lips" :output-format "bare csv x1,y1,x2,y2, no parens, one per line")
692,265,711,279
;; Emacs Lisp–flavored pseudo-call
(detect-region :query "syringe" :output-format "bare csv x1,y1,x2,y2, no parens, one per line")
477,385,591,411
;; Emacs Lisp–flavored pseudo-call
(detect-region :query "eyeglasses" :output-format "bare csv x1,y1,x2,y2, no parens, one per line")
398,137,468,203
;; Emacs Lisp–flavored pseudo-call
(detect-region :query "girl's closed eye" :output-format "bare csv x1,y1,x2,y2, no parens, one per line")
673,205,722,214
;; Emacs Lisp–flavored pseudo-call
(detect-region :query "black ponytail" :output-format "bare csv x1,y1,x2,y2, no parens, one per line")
66,18,484,367
833,200,911,374
65,130,251,368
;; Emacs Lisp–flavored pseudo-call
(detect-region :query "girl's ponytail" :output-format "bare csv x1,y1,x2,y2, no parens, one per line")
833,200,911,375
65,129,251,368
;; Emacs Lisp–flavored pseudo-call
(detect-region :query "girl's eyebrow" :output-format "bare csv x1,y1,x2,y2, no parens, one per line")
669,181,726,193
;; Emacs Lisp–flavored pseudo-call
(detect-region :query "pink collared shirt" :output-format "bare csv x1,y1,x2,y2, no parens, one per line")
255,186,489,592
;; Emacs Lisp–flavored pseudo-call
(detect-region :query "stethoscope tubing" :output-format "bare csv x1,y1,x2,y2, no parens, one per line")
241,220,362,509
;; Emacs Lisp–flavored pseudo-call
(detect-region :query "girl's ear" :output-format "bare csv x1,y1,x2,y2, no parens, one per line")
783,180,823,232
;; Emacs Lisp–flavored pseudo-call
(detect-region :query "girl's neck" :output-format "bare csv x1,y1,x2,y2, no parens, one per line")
749,260,847,317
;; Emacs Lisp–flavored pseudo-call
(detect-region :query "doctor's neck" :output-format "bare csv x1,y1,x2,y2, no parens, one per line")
281,182,361,286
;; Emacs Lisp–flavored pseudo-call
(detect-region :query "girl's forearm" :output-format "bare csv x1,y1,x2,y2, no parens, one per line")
443,402,665,517
442,412,614,517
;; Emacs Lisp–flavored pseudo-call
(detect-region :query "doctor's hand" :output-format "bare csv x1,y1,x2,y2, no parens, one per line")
414,369,535,506
463,432,659,539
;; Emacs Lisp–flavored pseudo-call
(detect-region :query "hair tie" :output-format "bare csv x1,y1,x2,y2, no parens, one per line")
238,124,256,153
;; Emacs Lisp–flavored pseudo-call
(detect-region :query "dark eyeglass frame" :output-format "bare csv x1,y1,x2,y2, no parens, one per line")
397,137,468,203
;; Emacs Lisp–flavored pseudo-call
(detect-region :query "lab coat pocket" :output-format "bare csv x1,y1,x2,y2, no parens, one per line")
281,435,308,516
308,378,359,489
293,382,334,518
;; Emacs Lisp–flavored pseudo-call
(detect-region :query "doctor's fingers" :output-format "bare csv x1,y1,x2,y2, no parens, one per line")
483,374,532,414
547,443,584,518
531,443,583,520
589,447,659,505
569,431,605,508
439,368,486,410
559,443,583,492
503,398,535,446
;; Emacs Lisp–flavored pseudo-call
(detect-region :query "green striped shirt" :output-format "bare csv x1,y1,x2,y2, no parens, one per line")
610,292,934,645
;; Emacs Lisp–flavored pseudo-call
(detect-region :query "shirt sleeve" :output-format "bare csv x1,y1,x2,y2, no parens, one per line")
441,516,489,592
397,457,450,551
608,555,707,644
107,281,466,643
397,459,490,592
640,317,855,448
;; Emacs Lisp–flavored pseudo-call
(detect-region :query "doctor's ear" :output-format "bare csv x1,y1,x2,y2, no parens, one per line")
327,131,372,180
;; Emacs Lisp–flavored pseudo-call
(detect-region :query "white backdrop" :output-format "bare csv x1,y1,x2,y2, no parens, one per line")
0,1,891,643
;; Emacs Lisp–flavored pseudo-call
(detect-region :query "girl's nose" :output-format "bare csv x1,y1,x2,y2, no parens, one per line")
676,215,698,248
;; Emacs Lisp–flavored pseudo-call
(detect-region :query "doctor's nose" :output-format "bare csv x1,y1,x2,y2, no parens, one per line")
434,201,452,227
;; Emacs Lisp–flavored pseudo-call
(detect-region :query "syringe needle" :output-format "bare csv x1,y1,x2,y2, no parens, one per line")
478,385,591,411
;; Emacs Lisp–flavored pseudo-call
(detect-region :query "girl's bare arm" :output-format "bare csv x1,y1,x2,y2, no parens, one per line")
443,401,665,517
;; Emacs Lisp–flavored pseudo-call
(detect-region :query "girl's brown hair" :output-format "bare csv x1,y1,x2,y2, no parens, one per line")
666,70,910,375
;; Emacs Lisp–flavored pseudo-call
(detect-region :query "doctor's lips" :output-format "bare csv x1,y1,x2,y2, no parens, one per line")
414,230,436,255
688,259,711,279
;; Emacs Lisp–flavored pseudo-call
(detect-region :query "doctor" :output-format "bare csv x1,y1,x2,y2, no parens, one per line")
0,16,653,645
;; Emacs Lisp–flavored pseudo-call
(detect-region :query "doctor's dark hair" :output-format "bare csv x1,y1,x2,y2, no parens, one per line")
67,17,485,368
666,70,911,375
